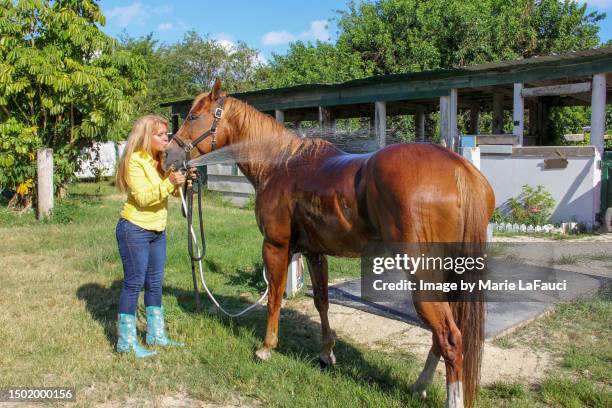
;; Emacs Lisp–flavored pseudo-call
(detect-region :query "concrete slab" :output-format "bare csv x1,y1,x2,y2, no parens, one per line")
316,260,608,339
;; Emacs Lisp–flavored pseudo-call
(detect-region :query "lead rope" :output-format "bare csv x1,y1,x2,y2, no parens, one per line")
178,185,269,317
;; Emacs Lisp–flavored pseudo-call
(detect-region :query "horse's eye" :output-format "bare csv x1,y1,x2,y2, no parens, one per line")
188,114,198,121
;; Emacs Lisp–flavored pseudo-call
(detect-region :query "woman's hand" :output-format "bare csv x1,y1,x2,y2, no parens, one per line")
187,168,198,180
168,170,186,186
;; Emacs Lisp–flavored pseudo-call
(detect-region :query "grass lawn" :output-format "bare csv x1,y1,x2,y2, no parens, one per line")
0,180,610,407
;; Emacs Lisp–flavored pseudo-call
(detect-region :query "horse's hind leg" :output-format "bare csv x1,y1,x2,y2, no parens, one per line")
410,340,441,398
305,254,336,368
413,300,464,408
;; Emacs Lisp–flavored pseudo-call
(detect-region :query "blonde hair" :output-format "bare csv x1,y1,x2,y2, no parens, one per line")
116,114,169,192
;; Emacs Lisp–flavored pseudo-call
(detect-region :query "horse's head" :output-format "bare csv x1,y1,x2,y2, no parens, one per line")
162,78,230,172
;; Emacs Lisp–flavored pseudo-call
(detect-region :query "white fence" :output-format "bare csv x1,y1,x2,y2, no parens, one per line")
207,163,255,206
490,222,586,235
75,141,125,179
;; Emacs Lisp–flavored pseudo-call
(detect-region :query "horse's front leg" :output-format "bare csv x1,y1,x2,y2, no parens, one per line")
255,240,289,361
305,254,336,368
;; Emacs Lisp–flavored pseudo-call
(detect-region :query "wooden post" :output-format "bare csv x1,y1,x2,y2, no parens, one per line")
415,107,425,142
591,73,606,223
285,253,304,298
528,104,537,138
449,89,458,150
375,101,386,148
513,83,524,146
293,120,303,137
492,93,504,134
462,146,480,170
469,102,479,135
171,112,179,134
318,107,336,133
439,96,450,147
591,74,606,160
540,100,552,145
274,109,284,124
37,148,53,219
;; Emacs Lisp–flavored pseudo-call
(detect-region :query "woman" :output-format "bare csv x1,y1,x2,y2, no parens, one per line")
114,114,192,358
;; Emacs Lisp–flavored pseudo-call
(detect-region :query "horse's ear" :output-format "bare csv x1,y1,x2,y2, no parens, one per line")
210,78,222,101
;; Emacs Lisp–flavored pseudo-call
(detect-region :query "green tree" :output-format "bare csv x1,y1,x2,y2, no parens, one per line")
0,0,146,208
261,0,604,84
335,0,604,75
121,30,263,121
257,41,372,88
166,31,262,94
118,33,185,118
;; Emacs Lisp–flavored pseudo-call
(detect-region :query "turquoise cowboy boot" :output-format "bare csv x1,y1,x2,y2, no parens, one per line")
146,306,185,347
116,313,157,358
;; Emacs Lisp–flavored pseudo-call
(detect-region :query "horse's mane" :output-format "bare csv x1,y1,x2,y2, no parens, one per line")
222,96,337,179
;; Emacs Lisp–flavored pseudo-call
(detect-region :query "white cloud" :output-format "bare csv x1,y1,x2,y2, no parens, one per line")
218,40,235,52
158,22,174,31
308,20,330,42
106,3,146,27
152,4,173,14
106,3,174,28
576,0,612,9
254,52,268,66
214,33,236,52
262,30,296,46
261,20,330,46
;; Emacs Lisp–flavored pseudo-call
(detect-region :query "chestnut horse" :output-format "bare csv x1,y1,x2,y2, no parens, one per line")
163,80,495,408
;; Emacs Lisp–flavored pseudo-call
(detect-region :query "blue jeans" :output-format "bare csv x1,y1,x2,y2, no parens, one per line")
116,218,166,315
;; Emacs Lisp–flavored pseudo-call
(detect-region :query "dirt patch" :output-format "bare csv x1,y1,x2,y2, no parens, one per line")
94,394,249,408
288,298,553,386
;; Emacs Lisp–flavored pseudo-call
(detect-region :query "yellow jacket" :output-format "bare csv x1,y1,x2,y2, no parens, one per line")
120,150,180,231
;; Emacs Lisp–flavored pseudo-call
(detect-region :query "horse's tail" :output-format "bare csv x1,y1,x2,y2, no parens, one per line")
452,165,492,408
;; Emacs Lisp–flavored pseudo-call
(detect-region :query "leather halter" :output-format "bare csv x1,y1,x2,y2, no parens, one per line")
170,97,225,155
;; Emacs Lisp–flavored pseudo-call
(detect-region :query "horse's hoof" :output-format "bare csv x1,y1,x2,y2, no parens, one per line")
318,352,336,369
255,348,272,361
409,384,427,400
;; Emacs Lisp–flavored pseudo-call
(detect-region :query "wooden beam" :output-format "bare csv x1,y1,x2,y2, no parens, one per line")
415,107,425,142
469,102,479,134
375,101,386,148
513,83,524,145
293,121,304,137
275,109,284,123
591,73,606,160
449,89,458,150
522,82,591,98
492,93,505,134
318,107,336,133
511,146,595,157
162,51,612,112
440,96,450,147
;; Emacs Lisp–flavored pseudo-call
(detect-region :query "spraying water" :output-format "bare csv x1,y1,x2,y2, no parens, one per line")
184,126,424,169
186,144,241,167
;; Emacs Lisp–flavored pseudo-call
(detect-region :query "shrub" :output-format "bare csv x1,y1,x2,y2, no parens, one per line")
506,185,556,226
491,208,507,224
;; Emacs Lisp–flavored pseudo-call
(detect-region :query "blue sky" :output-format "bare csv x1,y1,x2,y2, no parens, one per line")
98,0,612,63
